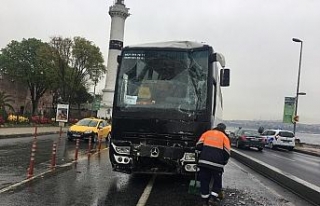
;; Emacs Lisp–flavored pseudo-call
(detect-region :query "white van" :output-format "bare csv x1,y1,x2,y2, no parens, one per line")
261,129,295,151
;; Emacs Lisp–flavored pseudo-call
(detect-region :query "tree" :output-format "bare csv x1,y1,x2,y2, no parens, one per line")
0,91,14,111
72,85,93,115
0,38,56,115
50,36,106,105
0,91,14,120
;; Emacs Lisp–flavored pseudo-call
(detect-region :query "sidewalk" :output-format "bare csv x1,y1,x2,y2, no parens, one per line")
0,126,68,139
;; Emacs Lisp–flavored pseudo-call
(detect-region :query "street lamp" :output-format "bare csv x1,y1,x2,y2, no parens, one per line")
292,38,305,135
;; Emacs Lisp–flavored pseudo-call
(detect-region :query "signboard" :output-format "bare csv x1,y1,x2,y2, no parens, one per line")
283,97,295,123
91,98,101,111
56,104,69,122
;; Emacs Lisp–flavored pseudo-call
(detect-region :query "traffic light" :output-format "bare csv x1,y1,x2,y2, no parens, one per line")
293,115,299,122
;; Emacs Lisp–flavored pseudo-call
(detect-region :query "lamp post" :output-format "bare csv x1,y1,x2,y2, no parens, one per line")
292,38,305,135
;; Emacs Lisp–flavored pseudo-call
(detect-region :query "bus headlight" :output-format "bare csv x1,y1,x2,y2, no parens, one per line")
184,153,196,161
112,143,131,155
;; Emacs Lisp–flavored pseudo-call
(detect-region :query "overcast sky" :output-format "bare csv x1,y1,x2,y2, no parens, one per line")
1,0,320,124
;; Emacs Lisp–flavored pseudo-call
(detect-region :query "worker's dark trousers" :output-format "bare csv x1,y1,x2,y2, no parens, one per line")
199,166,222,198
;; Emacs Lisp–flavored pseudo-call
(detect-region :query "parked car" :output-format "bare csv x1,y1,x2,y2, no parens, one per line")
230,128,265,151
261,129,295,151
67,117,111,142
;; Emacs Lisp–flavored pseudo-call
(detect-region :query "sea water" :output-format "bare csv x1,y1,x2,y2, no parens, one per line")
296,132,320,145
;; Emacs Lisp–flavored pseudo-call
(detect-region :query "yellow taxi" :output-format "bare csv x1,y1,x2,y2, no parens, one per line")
67,117,111,142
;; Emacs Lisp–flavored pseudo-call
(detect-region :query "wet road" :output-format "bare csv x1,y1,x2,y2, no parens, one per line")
233,146,320,187
0,134,106,189
0,134,314,206
0,148,201,206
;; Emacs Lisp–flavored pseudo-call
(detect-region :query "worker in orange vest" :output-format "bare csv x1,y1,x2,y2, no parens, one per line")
196,123,231,206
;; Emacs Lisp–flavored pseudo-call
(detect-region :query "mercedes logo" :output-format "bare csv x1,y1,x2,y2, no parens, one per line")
150,147,159,157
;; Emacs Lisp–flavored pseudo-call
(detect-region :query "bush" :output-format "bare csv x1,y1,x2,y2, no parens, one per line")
69,118,78,124
7,114,29,123
30,115,52,124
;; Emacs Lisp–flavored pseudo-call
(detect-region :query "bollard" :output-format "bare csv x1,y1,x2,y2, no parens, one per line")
98,135,102,153
59,126,62,139
34,126,38,139
88,137,92,158
50,142,57,170
27,141,37,178
74,139,80,162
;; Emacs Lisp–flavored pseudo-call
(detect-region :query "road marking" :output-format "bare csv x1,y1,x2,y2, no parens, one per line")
136,174,156,206
0,162,73,194
0,148,109,194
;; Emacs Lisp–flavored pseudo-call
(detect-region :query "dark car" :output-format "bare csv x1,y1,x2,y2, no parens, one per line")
230,128,265,151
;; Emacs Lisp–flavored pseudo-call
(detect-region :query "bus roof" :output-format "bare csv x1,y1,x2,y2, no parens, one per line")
123,41,211,50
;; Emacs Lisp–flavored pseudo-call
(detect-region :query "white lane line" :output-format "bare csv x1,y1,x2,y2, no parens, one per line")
0,148,109,194
136,174,156,206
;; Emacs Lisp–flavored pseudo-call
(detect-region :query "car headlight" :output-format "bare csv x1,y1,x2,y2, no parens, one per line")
112,143,130,155
84,130,93,134
184,153,196,161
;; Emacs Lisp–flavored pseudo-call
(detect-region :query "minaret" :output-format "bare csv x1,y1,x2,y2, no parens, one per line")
97,0,130,119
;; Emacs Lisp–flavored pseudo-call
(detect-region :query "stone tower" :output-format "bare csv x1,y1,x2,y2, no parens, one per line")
97,0,130,118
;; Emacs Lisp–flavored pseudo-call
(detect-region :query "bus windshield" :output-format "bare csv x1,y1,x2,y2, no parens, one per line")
115,50,209,112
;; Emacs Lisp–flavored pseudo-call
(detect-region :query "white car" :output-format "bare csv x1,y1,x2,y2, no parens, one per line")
261,129,295,151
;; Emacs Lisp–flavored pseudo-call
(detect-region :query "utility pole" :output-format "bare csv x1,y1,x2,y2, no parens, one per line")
292,38,306,135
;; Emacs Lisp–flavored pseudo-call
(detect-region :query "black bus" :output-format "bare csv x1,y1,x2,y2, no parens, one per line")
109,41,230,174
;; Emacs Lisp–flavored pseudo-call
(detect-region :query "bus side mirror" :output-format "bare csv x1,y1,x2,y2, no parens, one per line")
220,68,230,87
117,55,122,64
211,53,226,68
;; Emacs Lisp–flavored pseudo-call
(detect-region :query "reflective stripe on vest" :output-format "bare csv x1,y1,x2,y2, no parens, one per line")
198,159,225,168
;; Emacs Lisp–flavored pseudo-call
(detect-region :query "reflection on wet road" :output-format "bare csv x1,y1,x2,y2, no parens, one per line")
0,135,314,206
0,134,200,206
0,134,108,190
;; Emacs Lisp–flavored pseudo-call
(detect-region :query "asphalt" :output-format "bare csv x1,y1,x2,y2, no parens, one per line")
1,126,320,206
1,126,319,157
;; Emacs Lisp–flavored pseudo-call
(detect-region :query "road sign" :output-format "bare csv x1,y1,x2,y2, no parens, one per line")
92,98,101,111
283,97,295,123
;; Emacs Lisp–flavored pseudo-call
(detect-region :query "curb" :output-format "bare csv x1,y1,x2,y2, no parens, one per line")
0,131,66,139
231,149,320,206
